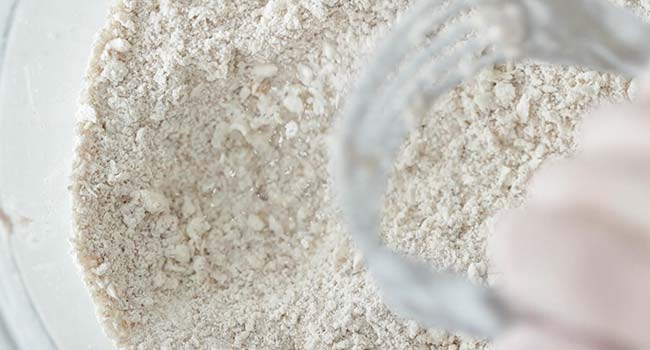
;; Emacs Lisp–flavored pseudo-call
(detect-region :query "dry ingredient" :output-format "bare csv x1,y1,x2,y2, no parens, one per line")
72,0,640,349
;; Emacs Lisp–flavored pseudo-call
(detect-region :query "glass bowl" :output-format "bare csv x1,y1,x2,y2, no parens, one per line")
0,1,113,348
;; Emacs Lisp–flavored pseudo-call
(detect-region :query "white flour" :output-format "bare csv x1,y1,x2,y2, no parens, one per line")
72,0,638,349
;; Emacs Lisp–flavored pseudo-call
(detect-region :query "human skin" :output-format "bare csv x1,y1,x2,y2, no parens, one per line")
490,95,650,349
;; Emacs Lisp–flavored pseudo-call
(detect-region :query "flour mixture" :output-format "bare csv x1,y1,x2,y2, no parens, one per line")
72,0,637,348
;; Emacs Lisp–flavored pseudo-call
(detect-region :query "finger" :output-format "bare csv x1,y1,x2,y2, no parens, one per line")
495,324,604,350
528,155,650,234
490,207,650,348
580,106,650,157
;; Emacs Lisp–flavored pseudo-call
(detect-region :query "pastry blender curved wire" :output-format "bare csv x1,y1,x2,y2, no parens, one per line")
333,0,650,338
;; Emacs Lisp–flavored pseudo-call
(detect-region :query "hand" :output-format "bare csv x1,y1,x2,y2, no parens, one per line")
490,99,650,349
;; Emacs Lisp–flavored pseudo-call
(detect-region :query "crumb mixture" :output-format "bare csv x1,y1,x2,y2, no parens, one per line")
72,0,637,349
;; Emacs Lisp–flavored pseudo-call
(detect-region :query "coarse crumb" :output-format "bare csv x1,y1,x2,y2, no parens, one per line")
71,0,638,349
